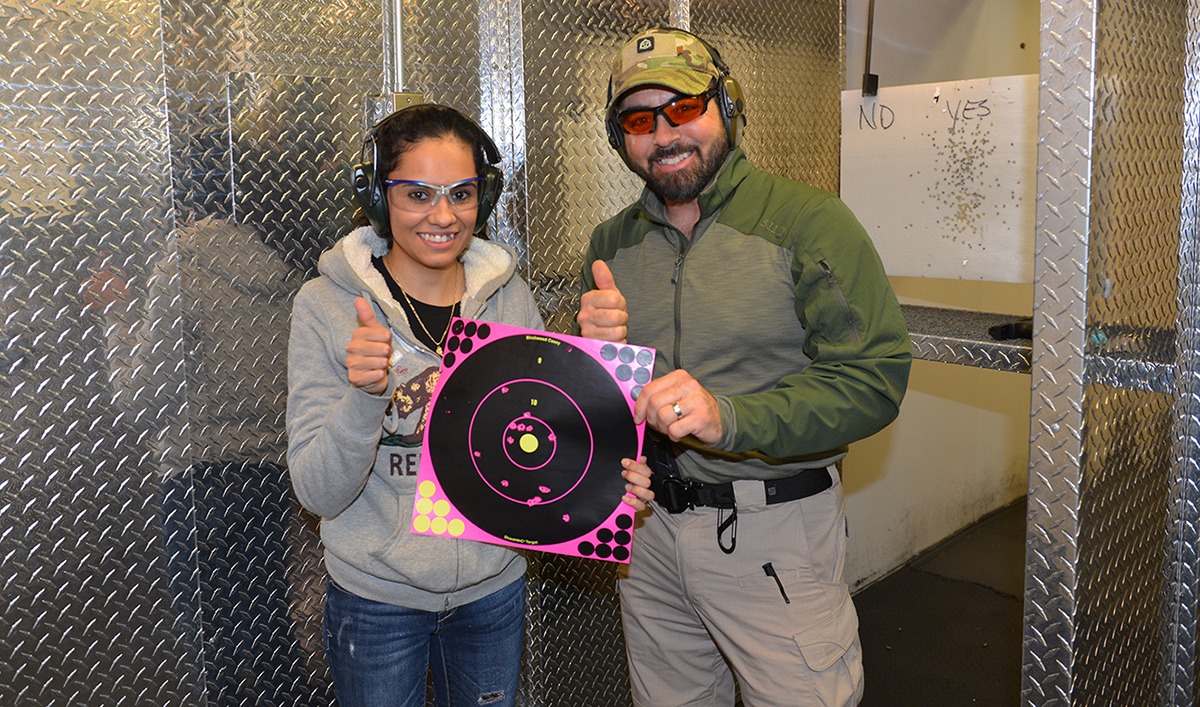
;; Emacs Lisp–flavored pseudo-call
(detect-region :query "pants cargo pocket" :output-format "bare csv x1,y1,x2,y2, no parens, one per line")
790,593,864,705
793,593,858,671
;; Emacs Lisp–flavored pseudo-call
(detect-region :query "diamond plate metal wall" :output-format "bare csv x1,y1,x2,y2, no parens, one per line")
690,0,842,191
1081,3,1186,704
1025,0,1198,705
3,0,379,703
2,1,196,703
518,0,673,335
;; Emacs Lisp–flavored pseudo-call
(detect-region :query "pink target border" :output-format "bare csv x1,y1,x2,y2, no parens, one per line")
410,318,655,563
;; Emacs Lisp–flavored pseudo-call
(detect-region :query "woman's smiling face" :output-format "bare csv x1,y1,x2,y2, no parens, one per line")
384,135,479,275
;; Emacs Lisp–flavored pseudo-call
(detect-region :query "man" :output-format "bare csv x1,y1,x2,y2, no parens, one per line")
577,27,912,707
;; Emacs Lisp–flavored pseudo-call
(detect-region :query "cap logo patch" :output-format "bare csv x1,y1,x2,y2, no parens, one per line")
636,37,654,52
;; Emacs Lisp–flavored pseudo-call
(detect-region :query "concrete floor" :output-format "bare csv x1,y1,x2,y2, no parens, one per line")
854,499,1026,706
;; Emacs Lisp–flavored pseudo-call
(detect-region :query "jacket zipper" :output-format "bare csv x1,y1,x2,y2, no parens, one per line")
672,240,686,370
818,260,862,343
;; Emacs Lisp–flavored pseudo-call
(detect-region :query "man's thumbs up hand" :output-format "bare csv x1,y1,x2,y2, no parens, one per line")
578,260,629,344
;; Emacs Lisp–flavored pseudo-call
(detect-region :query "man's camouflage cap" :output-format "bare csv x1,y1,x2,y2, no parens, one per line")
606,28,723,111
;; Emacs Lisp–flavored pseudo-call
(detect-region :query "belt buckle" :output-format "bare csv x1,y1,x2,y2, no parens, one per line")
657,476,694,514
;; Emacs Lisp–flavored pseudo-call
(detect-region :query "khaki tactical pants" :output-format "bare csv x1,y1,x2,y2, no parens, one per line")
619,468,864,707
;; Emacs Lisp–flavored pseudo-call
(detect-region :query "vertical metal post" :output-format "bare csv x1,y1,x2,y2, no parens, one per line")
386,0,403,92
1167,4,1200,703
862,0,877,95
671,0,689,32
1023,0,1097,704
477,0,528,261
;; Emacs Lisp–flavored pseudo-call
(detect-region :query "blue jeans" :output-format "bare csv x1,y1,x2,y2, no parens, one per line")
324,577,525,707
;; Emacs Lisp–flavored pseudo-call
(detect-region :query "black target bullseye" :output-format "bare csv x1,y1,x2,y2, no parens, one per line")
427,334,637,546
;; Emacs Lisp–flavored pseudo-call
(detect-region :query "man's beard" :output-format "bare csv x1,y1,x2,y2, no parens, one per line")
633,138,729,203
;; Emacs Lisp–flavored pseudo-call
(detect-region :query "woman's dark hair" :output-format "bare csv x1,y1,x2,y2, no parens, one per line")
375,103,494,179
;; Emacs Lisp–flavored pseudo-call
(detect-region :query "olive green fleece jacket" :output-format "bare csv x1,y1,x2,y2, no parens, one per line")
581,148,911,485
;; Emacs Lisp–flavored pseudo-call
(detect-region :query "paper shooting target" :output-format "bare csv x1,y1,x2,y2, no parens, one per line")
411,318,655,563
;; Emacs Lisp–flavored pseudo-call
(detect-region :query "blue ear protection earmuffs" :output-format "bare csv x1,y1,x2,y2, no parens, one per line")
604,29,746,156
351,107,503,236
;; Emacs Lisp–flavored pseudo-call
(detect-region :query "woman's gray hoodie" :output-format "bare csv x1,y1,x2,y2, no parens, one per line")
286,226,544,611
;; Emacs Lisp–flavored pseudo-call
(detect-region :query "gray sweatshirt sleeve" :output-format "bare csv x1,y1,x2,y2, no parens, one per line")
286,284,393,518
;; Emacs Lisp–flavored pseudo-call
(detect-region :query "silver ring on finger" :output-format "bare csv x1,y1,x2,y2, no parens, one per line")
672,402,683,418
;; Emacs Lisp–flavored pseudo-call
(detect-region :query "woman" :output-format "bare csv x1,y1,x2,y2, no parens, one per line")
286,104,654,706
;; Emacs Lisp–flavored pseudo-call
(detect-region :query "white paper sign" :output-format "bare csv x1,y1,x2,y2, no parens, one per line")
840,74,1037,282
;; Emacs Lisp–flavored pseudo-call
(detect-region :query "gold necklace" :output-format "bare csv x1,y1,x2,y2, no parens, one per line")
396,264,462,356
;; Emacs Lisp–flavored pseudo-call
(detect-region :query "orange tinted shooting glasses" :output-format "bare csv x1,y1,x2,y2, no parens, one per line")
616,88,718,136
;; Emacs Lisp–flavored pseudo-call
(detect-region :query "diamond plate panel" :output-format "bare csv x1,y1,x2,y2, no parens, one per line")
479,0,532,266
0,1,193,704
228,73,370,276
1076,385,1172,705
902,305,1033,373
691,0,842,190
234,0,385,79
524,556,629,707
1026,0,1197,705
1024,0,1096,703
400,0,488,127
2,0,378,703
1088,3,1182,357
1076,0,1187,704
163,0,240,222
520,0,672,334
1175,3,1200,704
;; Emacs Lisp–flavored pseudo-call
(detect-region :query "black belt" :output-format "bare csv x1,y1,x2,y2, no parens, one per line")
653,467,833,514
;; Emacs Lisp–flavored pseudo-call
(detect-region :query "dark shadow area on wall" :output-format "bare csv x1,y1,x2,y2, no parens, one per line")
161,461,319,704
523,554,632,706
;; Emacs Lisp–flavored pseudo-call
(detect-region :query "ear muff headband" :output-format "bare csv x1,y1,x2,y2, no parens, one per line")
606,30,746,155
351,108,504,236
